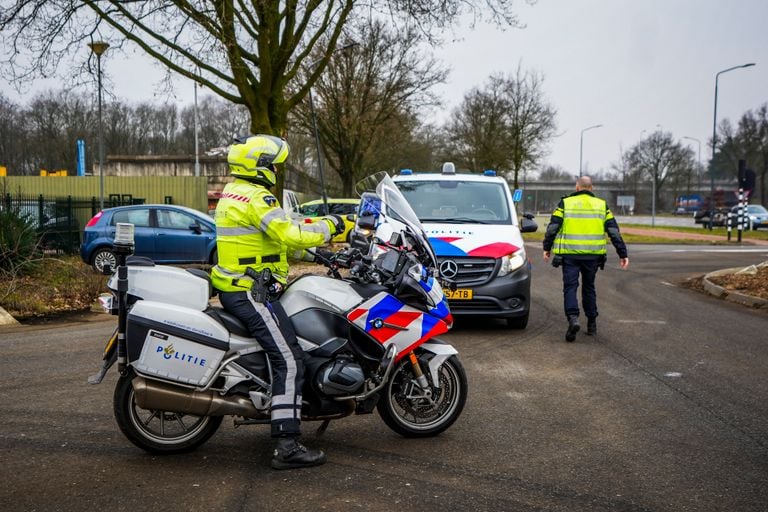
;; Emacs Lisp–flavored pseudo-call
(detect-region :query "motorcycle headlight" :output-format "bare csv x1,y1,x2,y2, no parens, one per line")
498,249,526,277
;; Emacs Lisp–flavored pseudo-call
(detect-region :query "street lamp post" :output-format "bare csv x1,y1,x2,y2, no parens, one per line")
709,63,756,229
682,136,702,198
88,41,109,211
307,42,357,215
307,87,328,215
579,124,603,177
194,80,200,177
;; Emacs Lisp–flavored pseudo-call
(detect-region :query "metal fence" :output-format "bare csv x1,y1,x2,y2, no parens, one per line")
2,193,156,255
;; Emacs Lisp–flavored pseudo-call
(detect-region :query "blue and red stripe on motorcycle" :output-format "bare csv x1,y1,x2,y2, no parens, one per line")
347,292,450,361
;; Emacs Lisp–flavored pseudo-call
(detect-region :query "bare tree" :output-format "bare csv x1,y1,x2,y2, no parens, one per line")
538,164,573,182
715,105,768,204
443,67,557,188
1,1,527,194
292,20,446,196
626,130,694,211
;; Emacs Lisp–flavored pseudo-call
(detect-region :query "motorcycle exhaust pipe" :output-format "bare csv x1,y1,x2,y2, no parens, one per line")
132,376,266,419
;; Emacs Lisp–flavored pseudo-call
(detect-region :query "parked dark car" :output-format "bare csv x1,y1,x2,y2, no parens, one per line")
81,204,217,272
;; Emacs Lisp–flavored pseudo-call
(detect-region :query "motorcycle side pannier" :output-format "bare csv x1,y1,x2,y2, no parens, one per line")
126,300,230,386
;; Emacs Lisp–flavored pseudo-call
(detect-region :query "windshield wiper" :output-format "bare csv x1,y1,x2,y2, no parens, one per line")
419,217,489,224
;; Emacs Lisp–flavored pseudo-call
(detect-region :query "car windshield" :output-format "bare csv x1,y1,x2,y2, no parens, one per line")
747,205,767,214
394,180,512,224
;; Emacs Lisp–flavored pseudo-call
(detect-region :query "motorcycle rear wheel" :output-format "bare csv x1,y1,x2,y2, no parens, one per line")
378,354,467,437
114,371,223,454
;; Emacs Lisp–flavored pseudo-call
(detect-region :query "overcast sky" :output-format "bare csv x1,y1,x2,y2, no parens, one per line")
431,0,768,176
2,0,766,177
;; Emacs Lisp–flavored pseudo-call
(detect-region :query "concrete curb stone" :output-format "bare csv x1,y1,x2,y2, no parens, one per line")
703,265,768,309
0,305,20,325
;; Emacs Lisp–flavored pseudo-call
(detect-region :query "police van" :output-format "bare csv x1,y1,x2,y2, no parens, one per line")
390,164,537,329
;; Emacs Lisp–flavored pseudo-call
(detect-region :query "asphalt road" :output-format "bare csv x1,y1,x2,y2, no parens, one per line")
1,244,767,512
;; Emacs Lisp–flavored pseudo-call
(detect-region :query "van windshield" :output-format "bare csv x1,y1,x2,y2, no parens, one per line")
395,180,512,225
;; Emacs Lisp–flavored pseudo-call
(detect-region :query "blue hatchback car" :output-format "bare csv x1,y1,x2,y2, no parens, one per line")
81,204,217,272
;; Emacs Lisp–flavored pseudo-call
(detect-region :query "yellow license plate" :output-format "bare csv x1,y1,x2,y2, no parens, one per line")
445,288,473,300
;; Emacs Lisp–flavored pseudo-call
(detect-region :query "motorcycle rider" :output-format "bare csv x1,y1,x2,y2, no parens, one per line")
211,134,345,469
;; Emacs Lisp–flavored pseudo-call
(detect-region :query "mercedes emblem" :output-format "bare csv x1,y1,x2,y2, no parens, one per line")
439,259,459,279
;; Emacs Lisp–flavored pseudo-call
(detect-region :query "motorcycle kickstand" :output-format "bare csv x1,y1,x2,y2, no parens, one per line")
316,419,331,437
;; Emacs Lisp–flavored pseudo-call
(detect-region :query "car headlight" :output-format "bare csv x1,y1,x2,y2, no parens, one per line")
498,249,526,277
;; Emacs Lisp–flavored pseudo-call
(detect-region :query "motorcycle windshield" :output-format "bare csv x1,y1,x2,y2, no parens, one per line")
356,171,437,267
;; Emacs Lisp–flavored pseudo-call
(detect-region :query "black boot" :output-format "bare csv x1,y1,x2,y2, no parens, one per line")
271,437,327,470
565,315,580,342
587,317,597,336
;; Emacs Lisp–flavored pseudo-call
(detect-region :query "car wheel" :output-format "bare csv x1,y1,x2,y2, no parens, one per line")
92,248,116,274
210,249,218,265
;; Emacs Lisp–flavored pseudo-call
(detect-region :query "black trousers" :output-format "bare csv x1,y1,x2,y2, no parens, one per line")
219,291,304,437
561,257,600,319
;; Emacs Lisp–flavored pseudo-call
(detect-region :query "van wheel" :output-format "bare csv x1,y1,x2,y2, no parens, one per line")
506,313,529,330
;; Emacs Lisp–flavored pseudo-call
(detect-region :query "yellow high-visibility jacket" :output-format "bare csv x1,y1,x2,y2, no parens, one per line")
211,179,333,291
551,193,611,256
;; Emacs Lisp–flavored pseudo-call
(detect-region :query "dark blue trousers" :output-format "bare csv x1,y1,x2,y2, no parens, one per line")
219,291,304,438
561,257,600,319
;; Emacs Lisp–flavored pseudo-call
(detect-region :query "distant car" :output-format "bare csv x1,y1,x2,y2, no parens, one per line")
726,204,768,230
81,204,217,273
296,198,360,243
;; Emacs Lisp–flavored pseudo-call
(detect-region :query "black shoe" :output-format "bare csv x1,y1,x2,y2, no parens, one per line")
565,316,580,342
271,438,327,470
587,318,597,336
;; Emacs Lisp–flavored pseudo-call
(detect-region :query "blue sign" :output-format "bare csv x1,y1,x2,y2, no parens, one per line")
76,139,86,176
513,189,523,202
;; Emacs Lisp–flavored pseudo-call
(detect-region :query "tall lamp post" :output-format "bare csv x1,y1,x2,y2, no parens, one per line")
307,87,328,215
579,124,603,177
682,136,702,199
709,63,756,229
194,80,200,177
88,41,109,211
307,42,357,215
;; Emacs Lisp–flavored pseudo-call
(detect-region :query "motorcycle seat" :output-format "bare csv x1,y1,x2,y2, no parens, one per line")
205,306,250,337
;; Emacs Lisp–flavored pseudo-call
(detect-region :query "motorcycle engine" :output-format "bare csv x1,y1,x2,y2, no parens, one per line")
316,356,365,396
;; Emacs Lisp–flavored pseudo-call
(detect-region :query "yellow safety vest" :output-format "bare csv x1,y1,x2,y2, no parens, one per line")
211,179,332,291
552,193,611,256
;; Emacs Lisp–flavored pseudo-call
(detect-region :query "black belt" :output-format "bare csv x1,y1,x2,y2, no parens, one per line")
239,255,280,264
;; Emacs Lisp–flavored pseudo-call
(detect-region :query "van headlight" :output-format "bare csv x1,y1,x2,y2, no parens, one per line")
498,249,526,277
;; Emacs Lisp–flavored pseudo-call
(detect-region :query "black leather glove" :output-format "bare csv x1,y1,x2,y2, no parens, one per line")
313,248,334,263
326,214,346,236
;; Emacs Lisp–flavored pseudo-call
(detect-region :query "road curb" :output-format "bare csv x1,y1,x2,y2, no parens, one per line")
0,305,20,326
703,265,768,308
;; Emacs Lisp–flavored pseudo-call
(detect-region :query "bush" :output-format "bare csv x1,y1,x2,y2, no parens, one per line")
0,256,106,318
0,205,40,274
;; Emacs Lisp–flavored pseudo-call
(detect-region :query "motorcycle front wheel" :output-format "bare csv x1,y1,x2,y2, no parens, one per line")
378,354,467,437
113,371,223,454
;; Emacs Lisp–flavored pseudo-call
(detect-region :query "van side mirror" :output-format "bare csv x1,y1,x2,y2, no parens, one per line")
520,216,538,233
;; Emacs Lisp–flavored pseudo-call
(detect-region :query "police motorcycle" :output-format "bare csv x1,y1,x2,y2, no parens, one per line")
89,172,467,454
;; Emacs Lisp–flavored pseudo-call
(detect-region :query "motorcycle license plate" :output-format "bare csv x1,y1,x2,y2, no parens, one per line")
445,288,473,300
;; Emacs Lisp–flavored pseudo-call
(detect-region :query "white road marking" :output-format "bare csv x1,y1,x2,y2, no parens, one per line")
617,320,668,324
664,372,683,378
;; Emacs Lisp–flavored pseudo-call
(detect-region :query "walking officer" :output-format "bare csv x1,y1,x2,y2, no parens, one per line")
211,134,345,469
542,176,629,341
